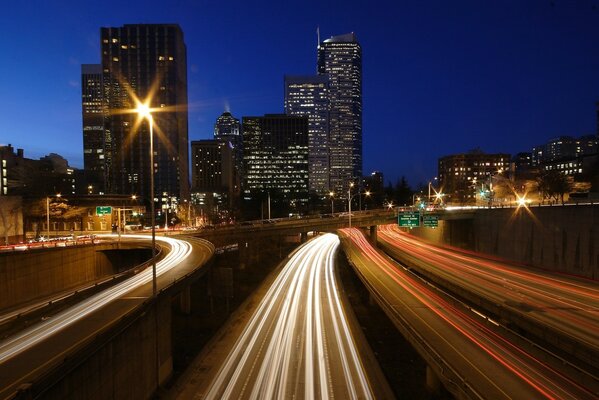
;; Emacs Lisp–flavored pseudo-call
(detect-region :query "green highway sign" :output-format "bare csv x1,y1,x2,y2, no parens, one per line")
96,206,113,216
398,211,420,228
423,214,438,228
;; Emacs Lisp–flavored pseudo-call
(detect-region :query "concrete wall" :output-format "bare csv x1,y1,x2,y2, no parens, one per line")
0,245,149,310
28,296,172,400
409,205,599,279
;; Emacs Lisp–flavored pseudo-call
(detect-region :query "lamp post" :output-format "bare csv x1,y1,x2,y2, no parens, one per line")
136,103,157,297
329,191,335,214
347,183,370,228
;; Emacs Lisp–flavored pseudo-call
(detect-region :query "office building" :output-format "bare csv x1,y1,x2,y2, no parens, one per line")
191,140,234,194
284,75,330,194
317,32,362,193
438,151,511,204
81,64,106,194
214,111,242,194
0,145,76,197
98,24,189,204
242,114,309,213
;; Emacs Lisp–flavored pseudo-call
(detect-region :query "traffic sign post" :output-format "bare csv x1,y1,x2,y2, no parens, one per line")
423,214,438,228
96,206,112,216
398,211,420,228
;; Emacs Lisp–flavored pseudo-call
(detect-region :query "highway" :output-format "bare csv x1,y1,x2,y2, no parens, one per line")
0,234,213,398
202,233,378,400
378,224,599,367
341,228,597,399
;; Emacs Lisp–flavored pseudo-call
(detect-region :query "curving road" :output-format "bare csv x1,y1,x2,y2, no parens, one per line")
203,233,376,400
378,224,599,366
341,228,597,399
0,234,213,398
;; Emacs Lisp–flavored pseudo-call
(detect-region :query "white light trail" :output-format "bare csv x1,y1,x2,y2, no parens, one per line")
0,234,197,363
204,233,373,400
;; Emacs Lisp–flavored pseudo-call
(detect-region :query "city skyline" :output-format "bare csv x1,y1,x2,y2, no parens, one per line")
1,1,599,186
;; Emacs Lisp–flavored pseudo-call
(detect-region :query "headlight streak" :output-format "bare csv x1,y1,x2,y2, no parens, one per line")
342,228,596,400
204,233,374,400
378,225,599,347
0,234,198,364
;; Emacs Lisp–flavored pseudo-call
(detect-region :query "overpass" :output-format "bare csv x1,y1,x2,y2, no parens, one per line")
0,235,214,399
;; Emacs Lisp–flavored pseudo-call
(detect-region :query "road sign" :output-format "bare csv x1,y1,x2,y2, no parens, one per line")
96,206,112,216
423,214,438,228
398,211,420,227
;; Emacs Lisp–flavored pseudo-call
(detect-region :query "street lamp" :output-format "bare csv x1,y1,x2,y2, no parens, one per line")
329,191,335,214
46,193,61,240
347,183,370,228
135,102,157,297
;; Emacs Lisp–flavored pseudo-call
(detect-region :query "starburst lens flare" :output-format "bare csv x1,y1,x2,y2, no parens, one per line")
516,195,528,207
136,103,151,119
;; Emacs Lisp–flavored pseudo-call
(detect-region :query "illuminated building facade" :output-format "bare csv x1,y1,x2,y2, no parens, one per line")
99,24,189,204
317,32,362,193
242,114,309,210
81,64,105,194
284,75,330,194
438,151,511,204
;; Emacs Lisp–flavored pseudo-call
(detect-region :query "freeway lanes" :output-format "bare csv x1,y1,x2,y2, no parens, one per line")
378,224,599,368
0,234,213,398
201,233,379,400
341,228,597,399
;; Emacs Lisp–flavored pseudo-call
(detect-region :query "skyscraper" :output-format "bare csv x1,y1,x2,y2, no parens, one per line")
98,24,189,204
214,111,242,195
242,114,309,215
317,32,362,193
81,64,105,193
284,75,330,194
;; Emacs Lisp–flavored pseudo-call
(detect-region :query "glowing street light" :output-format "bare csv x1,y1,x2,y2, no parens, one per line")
329,191,335,214
516,194,529,208
135,101,157,297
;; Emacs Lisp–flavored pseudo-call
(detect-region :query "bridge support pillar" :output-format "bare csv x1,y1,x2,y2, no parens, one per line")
426,365,441,395
179,285,192,315
300,232,308,243
369,226,377,246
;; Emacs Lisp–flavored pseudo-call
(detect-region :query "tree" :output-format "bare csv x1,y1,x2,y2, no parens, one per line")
537,170,573,204
394,176,413,206
0,196,22,244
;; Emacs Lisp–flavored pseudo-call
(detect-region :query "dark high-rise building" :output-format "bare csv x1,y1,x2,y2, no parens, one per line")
317,32,362,193
99,24,189,205
191,140,234,193
284,75,330,194
81,64,106,194
242,114,309,214
190,140,234,217
214,111,242,195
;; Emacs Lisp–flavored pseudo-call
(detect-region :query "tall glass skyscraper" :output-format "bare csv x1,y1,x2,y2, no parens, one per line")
214,111,242,189
95,24,189,204
317,32,362,193
284,75,330,194
81,64,106,194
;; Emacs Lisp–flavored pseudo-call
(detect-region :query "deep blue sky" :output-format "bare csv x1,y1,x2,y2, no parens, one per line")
1,0,598,187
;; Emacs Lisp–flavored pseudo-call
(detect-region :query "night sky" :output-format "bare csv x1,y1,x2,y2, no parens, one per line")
0,0,598,187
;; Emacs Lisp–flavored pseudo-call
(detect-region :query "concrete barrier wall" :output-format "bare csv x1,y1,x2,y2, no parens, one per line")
0,244,149,310
29,296,172,400
409,205,599,279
